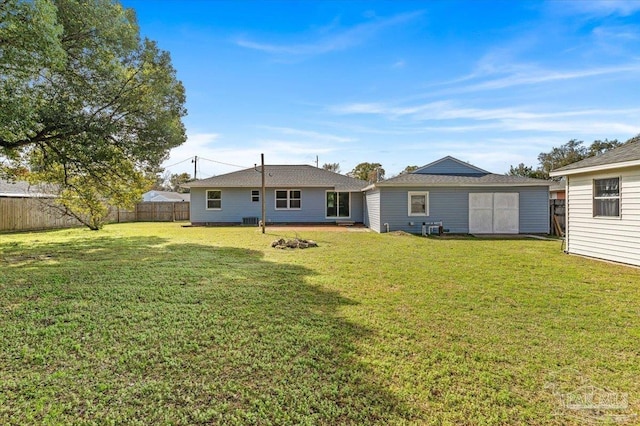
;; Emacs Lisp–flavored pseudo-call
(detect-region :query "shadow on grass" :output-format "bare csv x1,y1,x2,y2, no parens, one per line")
0,235,416,424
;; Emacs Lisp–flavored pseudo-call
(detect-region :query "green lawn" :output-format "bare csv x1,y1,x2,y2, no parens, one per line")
1,223,639,425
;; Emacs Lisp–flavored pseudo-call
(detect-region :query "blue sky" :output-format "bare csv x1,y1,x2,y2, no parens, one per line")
122,0,640,178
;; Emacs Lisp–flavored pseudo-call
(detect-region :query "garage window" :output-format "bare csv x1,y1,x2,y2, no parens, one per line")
593,178,620,217
408,191,429,216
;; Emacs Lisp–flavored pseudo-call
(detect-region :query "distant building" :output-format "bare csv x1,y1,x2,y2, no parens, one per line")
142,190,190,202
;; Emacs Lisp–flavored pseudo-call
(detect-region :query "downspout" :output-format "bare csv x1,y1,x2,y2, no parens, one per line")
383,223,389,233
563,176,569,253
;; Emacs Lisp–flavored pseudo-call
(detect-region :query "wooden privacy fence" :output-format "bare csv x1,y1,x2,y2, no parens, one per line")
0,198,190,232
0,197,81,232
550,199,565,236
126,202,190,222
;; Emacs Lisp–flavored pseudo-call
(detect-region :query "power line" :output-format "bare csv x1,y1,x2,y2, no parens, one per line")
198,157,249,169
163,157,195,169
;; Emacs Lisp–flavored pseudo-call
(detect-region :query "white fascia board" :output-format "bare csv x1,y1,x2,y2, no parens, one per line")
550,159,640,177
374,182,550,188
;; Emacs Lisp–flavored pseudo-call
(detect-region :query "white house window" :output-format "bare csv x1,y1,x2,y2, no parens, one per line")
408,191,429,216
593,178,620,217
251,190,260,202
206,190,221,210
275,190,301,209
326,191,350,218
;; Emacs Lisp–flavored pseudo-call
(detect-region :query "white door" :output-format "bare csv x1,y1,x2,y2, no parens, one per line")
469,193,493,233
469,193,519,234
493,193,519,234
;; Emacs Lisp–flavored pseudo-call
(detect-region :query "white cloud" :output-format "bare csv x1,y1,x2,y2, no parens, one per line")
259,126,355,143
554,0,640,17
160,131,344,178
332,98,640,122
255,139,336,155
235,11,423,57
434,64,640,95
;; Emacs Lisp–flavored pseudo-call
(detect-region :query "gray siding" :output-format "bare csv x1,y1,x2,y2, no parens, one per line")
518,186,550,233
374,186,548,234
191,187,363,224
364,190,381,232
415,158,483,175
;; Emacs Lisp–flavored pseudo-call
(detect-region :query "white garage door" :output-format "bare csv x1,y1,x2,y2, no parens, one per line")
469,193,519,234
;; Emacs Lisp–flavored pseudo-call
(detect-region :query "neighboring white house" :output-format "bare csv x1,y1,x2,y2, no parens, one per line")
550,140,640,267
142,190,190,202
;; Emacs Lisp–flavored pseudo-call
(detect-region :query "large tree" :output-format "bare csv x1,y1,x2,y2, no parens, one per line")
321,162,341,173
508,138,626,180
348,162,385,182
399,165,418,175
1,0,187,229
169,172,192,193
507,163,547,179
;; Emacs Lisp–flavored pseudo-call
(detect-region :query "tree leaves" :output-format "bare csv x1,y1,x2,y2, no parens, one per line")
1,0,187,229
348,162,385,182
508,138,629,180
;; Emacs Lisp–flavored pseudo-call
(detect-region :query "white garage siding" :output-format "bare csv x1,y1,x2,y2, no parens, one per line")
566,167,640,266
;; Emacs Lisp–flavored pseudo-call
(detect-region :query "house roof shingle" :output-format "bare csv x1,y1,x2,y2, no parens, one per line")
184,165,368,191
551,140,640,174
0,180,56,197
373,172,549,187
144,191,190,202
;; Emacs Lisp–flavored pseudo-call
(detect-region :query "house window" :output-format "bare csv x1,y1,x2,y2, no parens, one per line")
275,190,301,210
593,178,620,217
408,191,429,216
206,190,221,210
251,190,260,202
326,191,350,218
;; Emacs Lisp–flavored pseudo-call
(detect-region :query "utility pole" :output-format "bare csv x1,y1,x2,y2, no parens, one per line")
261,153,266,234
192,155,198,180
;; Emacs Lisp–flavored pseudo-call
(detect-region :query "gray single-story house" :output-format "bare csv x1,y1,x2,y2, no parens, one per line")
364,156,550,234
550,140,640,267
0,180,56,198
142,190,190,202
184,165,368,225
185,157,550,234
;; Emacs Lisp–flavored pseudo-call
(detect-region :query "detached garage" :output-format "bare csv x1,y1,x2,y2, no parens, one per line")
550,139,640,267
364,156,550,234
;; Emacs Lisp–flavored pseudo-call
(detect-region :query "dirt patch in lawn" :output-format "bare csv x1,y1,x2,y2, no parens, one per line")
264,224,369,232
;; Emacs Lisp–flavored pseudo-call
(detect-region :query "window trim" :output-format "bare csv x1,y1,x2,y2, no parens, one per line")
206,189,222,210
274,189,302,210
325,190,351,219
408,191,429,216
251,189,260,203
593,177,621,218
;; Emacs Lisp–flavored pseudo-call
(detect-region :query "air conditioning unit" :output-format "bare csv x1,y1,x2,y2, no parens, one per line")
242,217,259,225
